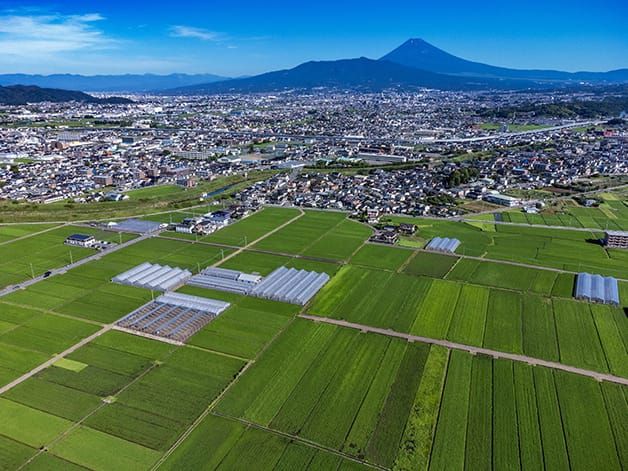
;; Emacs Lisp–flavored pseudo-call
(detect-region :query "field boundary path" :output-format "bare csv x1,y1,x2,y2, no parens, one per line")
0,324,113,395
300,314,628,386
0,223,66,246
0,230,157,298
209,208,305,267
368,241,628,282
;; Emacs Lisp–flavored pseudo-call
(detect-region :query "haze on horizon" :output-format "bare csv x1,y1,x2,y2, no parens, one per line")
0,0,626,76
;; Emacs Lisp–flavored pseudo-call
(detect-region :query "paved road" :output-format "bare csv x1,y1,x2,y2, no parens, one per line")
0,324,113,395
0,231,156,298
300,314,628,386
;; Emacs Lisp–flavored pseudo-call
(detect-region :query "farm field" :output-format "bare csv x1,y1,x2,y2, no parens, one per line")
349,243,413,271
388,215,627,277
214,248,341,276
309,264,628,377
0,225,137,289
402,251,458,278
253,210,371,260
0,303,101,387
0,237,232,323
184,291,299,360
0,223,61,244
159,414,369,470
0,330,245,470
0,205,625,470
213,320,625,470
501,194,628,231
204,206,301,246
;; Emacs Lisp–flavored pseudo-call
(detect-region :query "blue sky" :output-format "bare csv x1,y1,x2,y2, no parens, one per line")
0,1,626,76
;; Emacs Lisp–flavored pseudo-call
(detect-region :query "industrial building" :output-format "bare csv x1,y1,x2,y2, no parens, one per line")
603,230,628,249
425,237,461,253
574,273,620,305
250,267,330,305
187,267,262,295
112,263,192,291
116,292,230,343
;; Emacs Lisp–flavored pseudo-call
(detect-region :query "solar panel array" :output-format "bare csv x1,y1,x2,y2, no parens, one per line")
112,263,192,291
575,273,620,305
250,267,330,305
425,237,461,253
116,292,230,343
187,267,262,295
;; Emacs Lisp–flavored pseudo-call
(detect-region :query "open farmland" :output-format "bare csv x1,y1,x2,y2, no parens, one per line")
213,320,625,470
501,193,628,231
0,225,137,289
0,205,625,470
0,330,246,470
388,215,627,277
204,206,301,246
0,236,232,323
253,210,371,260
309,263,628,377
0,223,62,244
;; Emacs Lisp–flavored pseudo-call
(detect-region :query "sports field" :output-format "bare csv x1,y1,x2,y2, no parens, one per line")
0,205,625,470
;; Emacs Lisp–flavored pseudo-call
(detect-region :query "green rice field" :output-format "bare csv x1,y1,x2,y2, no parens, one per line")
0,205,625,470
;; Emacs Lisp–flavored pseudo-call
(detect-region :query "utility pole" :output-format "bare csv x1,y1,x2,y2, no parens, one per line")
221,249,224,260
69,250,74,265
30,262,35,279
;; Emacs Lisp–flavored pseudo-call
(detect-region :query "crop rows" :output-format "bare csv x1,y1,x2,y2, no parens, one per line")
309,265,628,378
0,329,246,470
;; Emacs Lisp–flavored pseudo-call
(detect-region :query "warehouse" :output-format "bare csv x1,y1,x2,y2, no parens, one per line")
250,267,330,305
425,237,460,253
116,292,230,343
574,273,620,305
187,267,262,295
112,263,192,291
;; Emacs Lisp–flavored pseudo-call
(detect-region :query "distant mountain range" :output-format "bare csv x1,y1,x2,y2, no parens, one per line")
170,57,541,94
2,39,627,96
381,39,628,83
169,39,628,94
0,73,227,92
0,85,133,105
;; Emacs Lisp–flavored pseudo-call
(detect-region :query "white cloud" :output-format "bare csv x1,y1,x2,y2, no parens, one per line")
0,12,114,57
170,25,223,41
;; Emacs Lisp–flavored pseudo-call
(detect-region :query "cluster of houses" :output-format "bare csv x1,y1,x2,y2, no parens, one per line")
171,207,251,235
